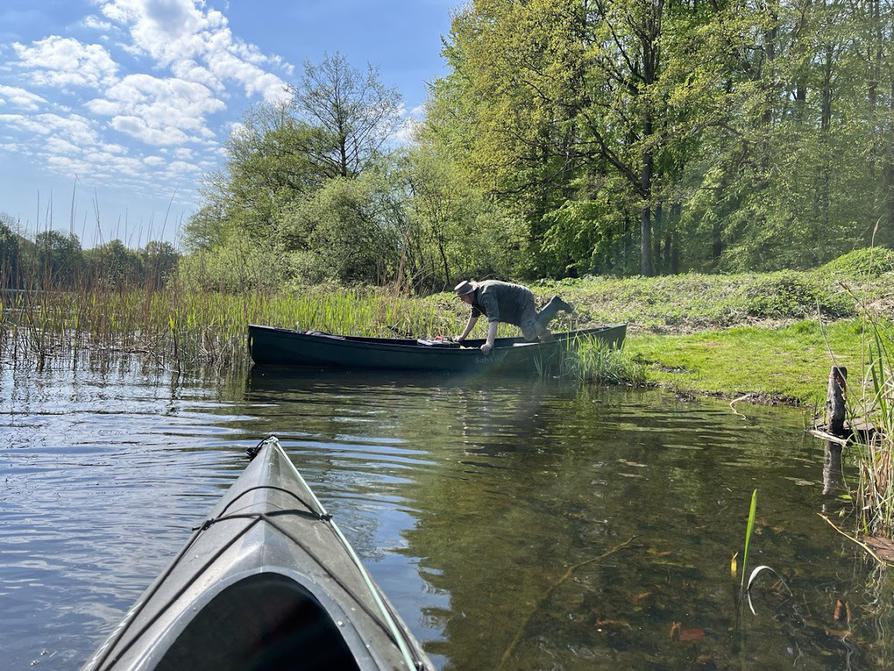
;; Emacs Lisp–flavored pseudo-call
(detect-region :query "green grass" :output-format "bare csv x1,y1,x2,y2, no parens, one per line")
626,320,877,405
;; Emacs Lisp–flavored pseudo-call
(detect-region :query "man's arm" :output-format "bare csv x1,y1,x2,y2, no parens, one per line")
480,321,498,354
456,313,478,342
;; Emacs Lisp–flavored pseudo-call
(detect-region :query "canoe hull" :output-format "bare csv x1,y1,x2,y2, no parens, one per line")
248,323,627,374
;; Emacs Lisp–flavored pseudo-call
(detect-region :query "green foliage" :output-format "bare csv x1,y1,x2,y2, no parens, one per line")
820,248,894,277
177,234,287,293
0,215,21,284
34,230,83,287
740,489,758,594
743,271,855,319
841,318,894,539
86,240,143,290
279,173,400,285
421,0,894,277
142,241,179,290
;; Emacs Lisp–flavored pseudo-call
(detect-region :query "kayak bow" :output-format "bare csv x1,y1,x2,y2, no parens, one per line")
84,437,433,671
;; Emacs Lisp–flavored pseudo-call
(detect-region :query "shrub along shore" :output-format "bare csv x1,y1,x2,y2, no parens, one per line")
521,248,894,405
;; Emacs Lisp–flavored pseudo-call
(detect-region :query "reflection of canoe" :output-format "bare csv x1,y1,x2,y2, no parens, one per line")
85,437,433,671
248,323,627,373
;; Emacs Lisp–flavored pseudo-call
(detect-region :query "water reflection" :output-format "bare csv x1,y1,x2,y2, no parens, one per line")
1,359,892,670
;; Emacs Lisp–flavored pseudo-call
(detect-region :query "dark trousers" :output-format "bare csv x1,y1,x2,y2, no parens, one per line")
520,296,565,341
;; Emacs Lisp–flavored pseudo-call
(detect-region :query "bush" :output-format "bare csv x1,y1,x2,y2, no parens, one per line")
820,248,894,277
744,271,855,319
177,236,287,293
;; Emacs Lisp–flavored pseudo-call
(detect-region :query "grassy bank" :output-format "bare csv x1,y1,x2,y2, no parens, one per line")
626,320,879,405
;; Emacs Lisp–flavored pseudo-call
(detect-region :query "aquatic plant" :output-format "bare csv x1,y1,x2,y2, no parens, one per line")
561,336,646,385
740,489,758,593
0,282,470,372
846,321,894,540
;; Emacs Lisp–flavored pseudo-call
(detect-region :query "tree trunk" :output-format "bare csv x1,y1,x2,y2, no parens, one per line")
712,219,722,266
670,202,681,273
653,202,664,274
885,78,894,245
820,44,833,237
640,113,654,277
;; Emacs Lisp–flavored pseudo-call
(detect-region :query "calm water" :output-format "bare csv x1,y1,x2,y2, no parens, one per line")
2,357,892,670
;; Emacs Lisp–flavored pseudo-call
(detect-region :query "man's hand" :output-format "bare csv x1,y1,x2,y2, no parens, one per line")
455,335,465,344
480,342,493,355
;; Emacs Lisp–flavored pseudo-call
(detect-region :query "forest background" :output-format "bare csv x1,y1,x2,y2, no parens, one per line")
4,0,894,293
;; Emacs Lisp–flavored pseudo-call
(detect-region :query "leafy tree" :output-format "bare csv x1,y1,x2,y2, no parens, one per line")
34,230,83,287
278,172,401,285
0,214,20,287
86,240,143,289
289,52,403,178
142,240,179,290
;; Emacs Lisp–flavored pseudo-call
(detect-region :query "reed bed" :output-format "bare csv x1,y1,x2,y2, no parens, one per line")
561,336,646,385
0,284,466,372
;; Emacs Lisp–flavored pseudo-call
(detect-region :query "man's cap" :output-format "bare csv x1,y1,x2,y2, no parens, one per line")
454,280,475,296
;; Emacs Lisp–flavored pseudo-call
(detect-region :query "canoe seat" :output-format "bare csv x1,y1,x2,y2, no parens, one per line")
416,339,460,347
156,573,360,671
306,331,346,340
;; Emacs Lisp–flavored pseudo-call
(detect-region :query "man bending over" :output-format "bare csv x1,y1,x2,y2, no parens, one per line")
454,280,573,355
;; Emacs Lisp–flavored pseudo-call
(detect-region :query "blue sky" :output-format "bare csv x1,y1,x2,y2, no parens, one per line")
0,0,456,248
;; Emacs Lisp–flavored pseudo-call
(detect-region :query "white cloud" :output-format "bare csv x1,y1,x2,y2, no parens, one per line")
0,85,47,111
96,0,290,103
391,104,426,146
100,142,127,154
0,112,100,145
110,115,189,145
46,137,81,155
3,0,295,203
87,73,224,146
13,36,118,89
167,160,198,174
84,15,114,31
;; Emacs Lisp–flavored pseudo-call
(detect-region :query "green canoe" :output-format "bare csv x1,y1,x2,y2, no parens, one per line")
248,323,627,374
84,437,433,671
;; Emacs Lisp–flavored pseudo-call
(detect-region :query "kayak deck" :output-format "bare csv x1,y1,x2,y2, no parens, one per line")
85,437,432,671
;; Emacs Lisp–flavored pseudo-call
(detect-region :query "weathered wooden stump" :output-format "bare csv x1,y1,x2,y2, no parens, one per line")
826,366,848,437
